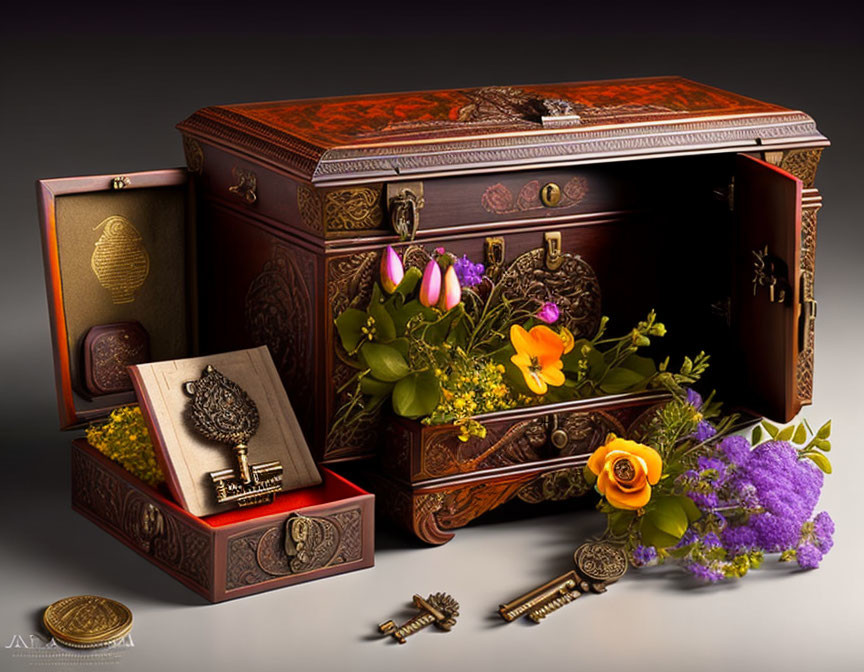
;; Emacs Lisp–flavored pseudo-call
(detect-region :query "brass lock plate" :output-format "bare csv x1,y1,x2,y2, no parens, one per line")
540,182,562,207
386,182,425,241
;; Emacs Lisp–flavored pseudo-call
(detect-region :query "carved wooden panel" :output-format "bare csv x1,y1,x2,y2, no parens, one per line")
244,243,317,430
779,148,822,188
404,404,655,482
325,251,381,460
225,509,363,590
324,186,384,232
797,195,821,404
482,177,588,215
375,465,591,545
71,446,212,590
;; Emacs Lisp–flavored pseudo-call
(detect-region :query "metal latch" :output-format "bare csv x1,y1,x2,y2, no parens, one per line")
484,237,505,281
544,231,564,271
752,245,790,304
387,182,425,241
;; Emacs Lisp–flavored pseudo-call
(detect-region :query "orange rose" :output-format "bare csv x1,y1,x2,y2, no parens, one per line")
587,436,662,510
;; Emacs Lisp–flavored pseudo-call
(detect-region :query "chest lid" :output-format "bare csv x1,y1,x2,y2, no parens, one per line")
177,76,827,186
37,168,196,429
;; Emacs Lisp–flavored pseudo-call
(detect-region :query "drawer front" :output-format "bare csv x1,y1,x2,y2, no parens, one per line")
222,496,374,596
384,394,667,483
70,442,213,596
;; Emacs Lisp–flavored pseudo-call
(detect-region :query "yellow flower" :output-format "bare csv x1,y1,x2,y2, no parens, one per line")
509,324,566,395
587,435,662,510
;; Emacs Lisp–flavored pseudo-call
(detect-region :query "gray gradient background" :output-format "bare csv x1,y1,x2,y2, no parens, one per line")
1,2,862,670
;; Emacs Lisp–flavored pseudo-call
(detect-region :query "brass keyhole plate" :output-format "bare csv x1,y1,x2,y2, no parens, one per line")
540,182,562,207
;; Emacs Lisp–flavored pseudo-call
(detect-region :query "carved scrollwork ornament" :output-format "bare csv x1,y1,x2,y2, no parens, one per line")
498,241,602,338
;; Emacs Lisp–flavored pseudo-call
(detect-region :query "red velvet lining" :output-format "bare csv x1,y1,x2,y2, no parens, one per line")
202,468,369,528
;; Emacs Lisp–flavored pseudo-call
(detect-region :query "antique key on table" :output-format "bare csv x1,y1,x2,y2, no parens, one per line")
498,542,628,623
183,365,283,508
379,593,460,644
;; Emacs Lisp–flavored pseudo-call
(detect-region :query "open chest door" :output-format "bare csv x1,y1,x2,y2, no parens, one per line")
732,154,804,422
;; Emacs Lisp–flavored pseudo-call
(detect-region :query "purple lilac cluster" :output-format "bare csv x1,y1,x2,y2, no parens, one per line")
632,545,658,567
676,432,834,580
452,255,485,288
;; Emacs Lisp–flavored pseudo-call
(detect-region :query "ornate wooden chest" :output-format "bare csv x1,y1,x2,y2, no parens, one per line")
38,171,374,601
176,77,828,543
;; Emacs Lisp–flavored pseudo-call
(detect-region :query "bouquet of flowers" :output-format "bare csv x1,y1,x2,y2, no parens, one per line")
584,389,835,580
333,245,704,441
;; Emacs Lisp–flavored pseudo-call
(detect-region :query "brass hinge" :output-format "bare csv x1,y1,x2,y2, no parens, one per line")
387,182,425,241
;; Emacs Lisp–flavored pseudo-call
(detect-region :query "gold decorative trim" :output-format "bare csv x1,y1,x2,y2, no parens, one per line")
182,136,204,174
90,215,150,305
324,186,384,231
779,148,823,188
297,185,324,233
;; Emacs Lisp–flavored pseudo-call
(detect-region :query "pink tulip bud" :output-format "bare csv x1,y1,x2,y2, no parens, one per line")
419,260,441,307
536,302,560,324
439,264,461,311
380,245,404,294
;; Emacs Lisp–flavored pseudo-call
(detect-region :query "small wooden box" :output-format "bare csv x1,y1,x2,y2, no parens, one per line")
176,77,828,542
38,172,374,601
71,440,373,602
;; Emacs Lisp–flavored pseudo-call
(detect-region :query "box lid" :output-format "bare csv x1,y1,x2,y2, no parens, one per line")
37,169,196,429
129,347,322,517
176,76,828,186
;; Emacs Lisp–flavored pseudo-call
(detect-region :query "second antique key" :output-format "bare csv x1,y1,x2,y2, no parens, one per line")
498,542,628,623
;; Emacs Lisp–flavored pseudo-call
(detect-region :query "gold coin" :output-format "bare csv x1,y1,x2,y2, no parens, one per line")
43,595,133,649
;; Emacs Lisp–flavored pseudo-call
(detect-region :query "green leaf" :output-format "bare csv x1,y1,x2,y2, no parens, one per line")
817,420,832,439
359,343,411,382
562,339,590,373
639,515,682,550
583,464,597,486
359,376,394,398
334,309,368,352
423,304,463,346
371,281,383,303
813,438,831,452
607,510,633,536
762,420,779,438
394,266,422,299
392,370,441,418
805,452,833,474
666,543,696,559
751,425,763,445
673,495,702,523
389,337,410,360
599,367,647,394
792,423,808,445
585,346,608,381
390,299,436,334
368,301,396,343
619,353,657,378
777,425,795,442
641,496,690,548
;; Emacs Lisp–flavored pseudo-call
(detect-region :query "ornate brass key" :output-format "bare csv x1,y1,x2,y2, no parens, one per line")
183,365,283,508
498,542,627,623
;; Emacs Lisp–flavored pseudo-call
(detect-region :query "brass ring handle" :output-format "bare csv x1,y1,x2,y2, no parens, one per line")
228,167,257,204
